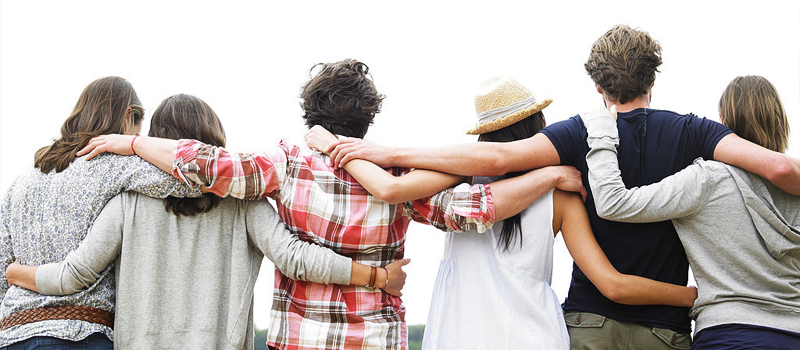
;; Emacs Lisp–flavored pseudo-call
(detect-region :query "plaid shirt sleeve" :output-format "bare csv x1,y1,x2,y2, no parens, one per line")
406,182,496,233
172,139,285,200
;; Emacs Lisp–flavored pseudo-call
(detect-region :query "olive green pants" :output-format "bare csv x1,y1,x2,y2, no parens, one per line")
564,312,691,350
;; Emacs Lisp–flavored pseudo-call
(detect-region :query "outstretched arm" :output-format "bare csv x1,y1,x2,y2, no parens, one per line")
77,134,177,174
247,200,408,296
7,195,125,295
81,134,287,201
306,125,464,203
554,190,697,307
584,107,709,222
325,133,561,176
714,134,800,195
306,125,584,209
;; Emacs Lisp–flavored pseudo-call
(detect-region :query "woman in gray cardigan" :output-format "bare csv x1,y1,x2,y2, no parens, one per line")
584,76,800,349
6,94,406,349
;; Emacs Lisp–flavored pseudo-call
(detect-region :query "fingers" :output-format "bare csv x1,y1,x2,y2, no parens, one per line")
76,136,105,157
84,144,107,161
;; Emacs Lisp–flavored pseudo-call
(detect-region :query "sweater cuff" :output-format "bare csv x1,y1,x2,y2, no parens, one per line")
35,263,64,295
583,109,619,149
328,255,353,285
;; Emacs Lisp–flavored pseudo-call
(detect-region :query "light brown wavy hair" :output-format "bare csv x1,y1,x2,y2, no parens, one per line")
719,75,789,153
148,94,226,216
584,25,662,104
300,59,385,138
35,76,144,173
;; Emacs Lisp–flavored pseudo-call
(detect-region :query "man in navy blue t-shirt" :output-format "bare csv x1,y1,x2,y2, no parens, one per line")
324,25,800,349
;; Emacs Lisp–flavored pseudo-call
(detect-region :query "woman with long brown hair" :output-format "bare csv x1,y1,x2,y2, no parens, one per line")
5,94,407,349
0,77,200,349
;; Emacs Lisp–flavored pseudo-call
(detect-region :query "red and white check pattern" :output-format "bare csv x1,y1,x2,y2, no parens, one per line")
173,139,495,350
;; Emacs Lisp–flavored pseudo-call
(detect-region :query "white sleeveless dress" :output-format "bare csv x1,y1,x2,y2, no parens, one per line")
422,184,569,349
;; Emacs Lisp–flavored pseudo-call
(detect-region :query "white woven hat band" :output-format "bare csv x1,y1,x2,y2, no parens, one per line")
476,96,538,124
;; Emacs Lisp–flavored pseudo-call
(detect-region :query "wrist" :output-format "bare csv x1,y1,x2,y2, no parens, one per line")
377,267,389,290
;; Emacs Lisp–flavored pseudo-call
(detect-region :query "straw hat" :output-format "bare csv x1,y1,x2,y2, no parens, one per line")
466,77,552,135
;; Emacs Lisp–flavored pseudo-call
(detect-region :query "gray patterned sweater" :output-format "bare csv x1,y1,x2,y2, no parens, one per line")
0,154,200,345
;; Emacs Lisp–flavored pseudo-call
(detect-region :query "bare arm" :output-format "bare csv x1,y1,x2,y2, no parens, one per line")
5,262,38,292
326,133,561,176
714,134,800,195
77,134,177,174
305,125,464,204
554,190,697,307
490,166,585,221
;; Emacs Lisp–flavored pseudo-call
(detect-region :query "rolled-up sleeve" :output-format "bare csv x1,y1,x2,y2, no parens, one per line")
172,139,285,201
408,183,495,233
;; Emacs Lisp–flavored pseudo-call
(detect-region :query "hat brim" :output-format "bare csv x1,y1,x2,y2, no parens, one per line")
466,98,552,135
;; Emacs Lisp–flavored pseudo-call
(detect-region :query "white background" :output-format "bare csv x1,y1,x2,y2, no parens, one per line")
2,1,798,329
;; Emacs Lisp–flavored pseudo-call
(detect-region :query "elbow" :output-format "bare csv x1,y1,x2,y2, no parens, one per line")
593,199,617,220
489,146,516,175
595,207,615,221
373,180,405,205
764,157,795,187
596,277,629,304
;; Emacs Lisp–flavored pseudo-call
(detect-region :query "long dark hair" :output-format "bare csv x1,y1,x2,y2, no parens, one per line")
35,76,144,173
478,112,546,251
148,94,226,216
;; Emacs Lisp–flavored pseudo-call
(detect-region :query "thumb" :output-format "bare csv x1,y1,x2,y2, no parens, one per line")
609,105,618,121
398,258,411,266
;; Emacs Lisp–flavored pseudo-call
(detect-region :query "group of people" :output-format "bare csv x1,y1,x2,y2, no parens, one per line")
0,24,798,350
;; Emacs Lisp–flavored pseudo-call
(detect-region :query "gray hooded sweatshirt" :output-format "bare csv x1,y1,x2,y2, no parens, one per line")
584,111,800,335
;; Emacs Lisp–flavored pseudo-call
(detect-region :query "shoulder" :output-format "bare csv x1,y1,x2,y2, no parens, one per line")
542,115,585,137
80,153,163,173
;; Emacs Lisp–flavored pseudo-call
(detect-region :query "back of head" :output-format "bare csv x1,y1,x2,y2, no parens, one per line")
719,75,789,153
471,77,549,251
35,76,144,173
148,94,227,216
300,59,385,138
584,25,662,104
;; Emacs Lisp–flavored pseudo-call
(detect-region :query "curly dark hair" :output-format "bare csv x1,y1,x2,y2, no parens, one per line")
584,25,662,104
300,59,385,138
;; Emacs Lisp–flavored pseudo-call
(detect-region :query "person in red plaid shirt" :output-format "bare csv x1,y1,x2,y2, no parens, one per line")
76,59,586,349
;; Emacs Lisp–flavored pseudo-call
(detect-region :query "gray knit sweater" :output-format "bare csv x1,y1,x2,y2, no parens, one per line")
584,111,800,335
35,193,352,349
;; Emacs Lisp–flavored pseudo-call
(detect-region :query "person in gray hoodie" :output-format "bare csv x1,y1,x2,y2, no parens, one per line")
584,75,800,349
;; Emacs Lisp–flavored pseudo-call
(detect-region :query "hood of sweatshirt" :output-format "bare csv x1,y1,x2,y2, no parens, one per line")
725,165,800,259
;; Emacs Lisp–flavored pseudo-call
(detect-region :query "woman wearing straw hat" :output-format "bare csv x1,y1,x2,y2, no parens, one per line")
305,77,698,349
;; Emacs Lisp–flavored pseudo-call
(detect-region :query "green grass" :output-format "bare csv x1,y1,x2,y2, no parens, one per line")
253,325,425,350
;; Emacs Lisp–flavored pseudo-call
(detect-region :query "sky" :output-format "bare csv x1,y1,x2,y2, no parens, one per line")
1,1,798,328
